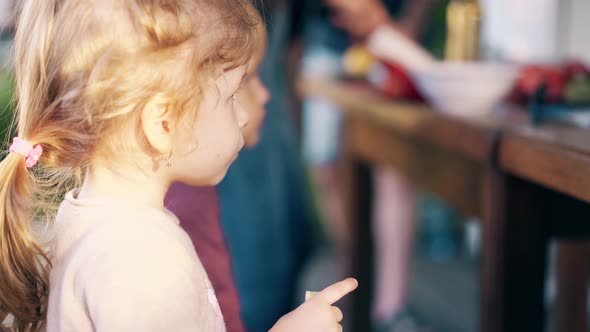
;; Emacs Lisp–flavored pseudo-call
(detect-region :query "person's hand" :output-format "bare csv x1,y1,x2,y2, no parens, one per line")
269,278,358,332
324,0,391,38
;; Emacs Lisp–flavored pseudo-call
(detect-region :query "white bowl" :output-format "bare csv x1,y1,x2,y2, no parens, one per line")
411,63,519,117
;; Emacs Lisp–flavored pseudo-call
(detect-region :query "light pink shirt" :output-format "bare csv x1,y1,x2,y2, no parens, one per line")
47,191,225,332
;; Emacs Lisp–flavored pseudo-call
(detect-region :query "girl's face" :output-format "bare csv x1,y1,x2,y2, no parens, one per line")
170,65,249,186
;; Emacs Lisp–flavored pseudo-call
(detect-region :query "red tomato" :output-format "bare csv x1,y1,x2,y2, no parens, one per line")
516,65,565,103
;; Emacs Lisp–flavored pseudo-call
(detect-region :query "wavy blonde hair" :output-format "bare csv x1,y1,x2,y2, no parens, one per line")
0,0,261,330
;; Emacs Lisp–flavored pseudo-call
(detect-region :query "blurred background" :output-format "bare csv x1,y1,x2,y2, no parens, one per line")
2,1,590,332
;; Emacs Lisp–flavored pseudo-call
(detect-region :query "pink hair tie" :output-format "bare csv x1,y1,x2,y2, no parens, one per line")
9,137,43,168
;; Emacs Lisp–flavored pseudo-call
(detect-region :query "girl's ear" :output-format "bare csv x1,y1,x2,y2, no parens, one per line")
140,94,177,155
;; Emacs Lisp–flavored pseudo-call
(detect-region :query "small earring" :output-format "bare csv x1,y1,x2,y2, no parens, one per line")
157,150,173,168
162,151,172,168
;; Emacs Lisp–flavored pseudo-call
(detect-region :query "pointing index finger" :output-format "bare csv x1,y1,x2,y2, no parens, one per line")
314,278,358,305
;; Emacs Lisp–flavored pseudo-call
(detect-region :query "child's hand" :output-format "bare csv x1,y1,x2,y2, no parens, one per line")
269,278,358,332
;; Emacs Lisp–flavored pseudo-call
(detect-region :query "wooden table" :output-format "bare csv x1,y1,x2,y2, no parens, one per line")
497,124,590,332
299,79,590,332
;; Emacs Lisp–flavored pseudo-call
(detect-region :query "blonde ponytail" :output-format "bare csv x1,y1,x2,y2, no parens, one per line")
0,153,50,332
0,1,59,330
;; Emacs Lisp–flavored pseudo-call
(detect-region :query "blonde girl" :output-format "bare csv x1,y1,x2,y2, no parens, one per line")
0,1,356,331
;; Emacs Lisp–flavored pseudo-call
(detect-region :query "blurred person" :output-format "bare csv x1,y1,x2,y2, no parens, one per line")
216,1,321,331
302,0,439,331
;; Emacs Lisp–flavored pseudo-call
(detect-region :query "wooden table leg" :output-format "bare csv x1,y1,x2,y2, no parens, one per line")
554,241,590,332
481,167,506,332
502,177,549,332
544,190,590,332
482,172,549,332
346,158,374,332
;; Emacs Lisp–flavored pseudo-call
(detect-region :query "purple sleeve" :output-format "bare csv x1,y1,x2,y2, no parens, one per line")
165,183,246,332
